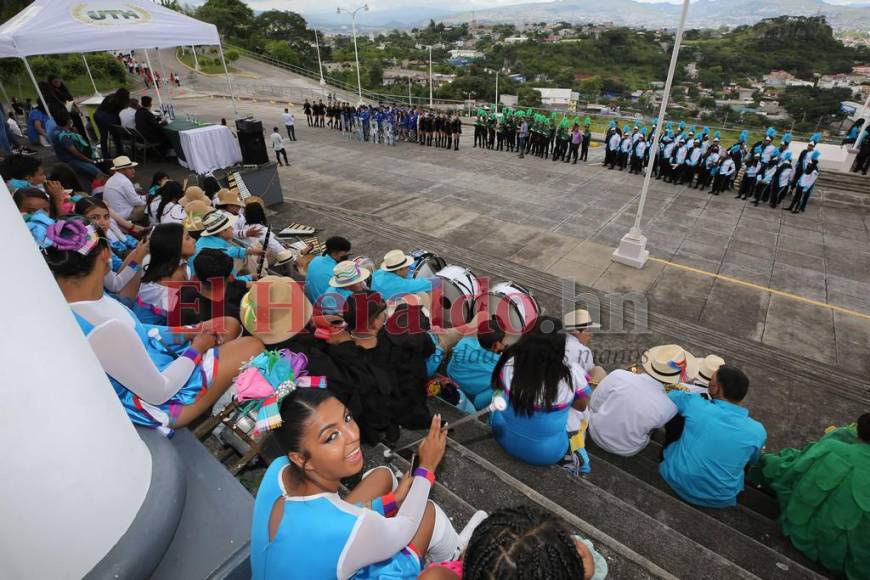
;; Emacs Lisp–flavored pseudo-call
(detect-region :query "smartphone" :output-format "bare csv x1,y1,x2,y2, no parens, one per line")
410,452,419,472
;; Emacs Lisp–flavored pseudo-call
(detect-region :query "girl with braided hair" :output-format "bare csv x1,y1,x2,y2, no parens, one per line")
421,505,607,579
250,391,470,579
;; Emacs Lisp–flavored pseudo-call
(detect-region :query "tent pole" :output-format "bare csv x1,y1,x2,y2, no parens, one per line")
217,42,238,117
82,54,100,96
191,46,199,72
21,57,52,120
143,48,164,111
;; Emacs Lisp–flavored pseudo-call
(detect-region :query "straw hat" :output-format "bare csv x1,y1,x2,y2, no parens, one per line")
111,156,138,170
215,188,243,207
381,249,414,271
245,195,265,207
199,210,237,237
329,260,371,288
562,308,601,331
182,200,212,232
641,344,699,385
180,186,208,208
240,276,312,345
695,355,725,387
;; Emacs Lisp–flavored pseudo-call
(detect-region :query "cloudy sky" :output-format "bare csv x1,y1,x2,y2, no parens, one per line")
188,0,869,14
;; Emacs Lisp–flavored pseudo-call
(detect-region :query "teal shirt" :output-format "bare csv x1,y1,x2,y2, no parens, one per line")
447,336,500,409
193,236,251,282
660,391,767,508
371,270,432,301
305,255,338,305
321,285,351,313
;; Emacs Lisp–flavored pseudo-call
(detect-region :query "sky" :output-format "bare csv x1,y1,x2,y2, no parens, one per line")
188,0,870,13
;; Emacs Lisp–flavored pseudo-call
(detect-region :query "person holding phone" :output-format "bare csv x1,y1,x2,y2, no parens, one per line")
251,392,471,579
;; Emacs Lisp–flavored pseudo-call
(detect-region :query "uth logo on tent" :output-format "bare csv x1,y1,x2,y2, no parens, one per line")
71,3,152,26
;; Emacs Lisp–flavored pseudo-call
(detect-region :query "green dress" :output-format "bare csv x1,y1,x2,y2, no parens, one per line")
751,426,870,579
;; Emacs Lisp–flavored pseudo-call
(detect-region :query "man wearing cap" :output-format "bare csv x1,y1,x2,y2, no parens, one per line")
370,249,433,302
103,156,146,223
660,365,766,508
588,345,698,457
305,236,352,304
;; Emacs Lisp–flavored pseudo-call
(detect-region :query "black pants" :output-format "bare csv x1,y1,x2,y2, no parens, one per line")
275,148,288,166
285,125,296,141
580,142,589,161
659,414,686,461
569,143,579,162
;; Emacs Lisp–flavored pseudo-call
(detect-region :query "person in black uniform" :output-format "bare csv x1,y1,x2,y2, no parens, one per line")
451,113,462,151
433,113,443,148
303,100,313,127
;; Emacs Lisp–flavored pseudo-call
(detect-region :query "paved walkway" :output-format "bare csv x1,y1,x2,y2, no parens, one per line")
169,96,870,375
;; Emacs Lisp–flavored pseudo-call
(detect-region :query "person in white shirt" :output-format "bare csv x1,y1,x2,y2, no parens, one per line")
103,156,146,223
281,108,296,141
588,344,699,457
270,127,289,167
119,98,139,130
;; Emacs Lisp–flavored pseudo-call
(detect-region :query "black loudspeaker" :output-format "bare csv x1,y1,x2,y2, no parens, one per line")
235,118,269,165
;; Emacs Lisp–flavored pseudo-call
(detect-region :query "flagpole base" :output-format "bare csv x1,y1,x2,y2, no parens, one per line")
612,229,650,269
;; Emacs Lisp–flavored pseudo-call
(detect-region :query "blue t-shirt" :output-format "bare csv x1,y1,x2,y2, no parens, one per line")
659,391,767,508
446,336,500,409
370,270,432,302
305,255,338,305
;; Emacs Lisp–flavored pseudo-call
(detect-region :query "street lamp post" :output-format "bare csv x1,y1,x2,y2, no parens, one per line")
494,70,499,113
337,4,368,105
612,0,691,269
467,91,475,117
314,28,326,86
428,45,433,108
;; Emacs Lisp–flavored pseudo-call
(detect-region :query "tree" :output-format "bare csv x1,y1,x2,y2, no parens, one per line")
779,86,851,121
367,62,384,87
256,10,312,43
196,0,255,46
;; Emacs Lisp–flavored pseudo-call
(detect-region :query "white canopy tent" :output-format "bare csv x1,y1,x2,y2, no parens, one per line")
0,0,237,116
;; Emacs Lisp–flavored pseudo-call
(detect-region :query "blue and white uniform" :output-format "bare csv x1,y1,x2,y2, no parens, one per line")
251,457,431,580
491,357,591,465
71,295,216,435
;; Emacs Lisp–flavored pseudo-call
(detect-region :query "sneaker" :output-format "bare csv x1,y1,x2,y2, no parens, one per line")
453,510,488,560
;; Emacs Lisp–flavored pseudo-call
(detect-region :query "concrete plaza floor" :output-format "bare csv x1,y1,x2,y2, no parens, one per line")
171,96,870,377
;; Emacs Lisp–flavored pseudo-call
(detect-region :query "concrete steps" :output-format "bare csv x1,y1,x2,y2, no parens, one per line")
817,169,870,196
382,398,832,580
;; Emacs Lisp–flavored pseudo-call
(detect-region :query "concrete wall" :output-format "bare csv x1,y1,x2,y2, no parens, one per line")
0,186,152,579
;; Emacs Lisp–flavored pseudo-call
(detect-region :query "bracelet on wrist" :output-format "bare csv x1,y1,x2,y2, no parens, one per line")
181,347,202,365
413,467,436,484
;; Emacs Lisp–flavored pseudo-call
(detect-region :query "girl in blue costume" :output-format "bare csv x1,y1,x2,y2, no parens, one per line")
134,223,198,325
490,316,592,466
251,389,467,579
30,215,263,434
75,196,147,305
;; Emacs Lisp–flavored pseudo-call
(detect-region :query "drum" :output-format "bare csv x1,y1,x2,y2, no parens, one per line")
434,265,480,326
409,249,447,280
477,282,540,335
